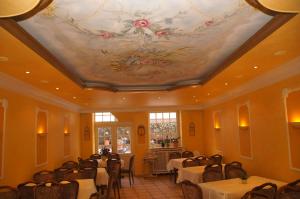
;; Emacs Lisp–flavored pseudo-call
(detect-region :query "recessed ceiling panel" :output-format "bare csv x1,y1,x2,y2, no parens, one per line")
18,0,273,90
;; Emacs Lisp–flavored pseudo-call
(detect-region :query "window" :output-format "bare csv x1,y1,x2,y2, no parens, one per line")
117,127,131,154
95,112,117,122
149,112,178,148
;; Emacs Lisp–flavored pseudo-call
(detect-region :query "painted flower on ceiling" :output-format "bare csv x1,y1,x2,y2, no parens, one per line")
133,19,150,28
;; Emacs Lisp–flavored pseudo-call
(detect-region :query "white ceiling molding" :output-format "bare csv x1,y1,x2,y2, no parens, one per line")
202,56,300,109
0,72,81,112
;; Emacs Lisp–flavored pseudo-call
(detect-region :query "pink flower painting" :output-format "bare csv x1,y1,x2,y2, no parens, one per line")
133,19,150,28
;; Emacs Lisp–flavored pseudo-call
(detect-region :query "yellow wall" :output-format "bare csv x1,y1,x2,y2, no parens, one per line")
80,110,204,175
203,74,300,182
0,88,80,186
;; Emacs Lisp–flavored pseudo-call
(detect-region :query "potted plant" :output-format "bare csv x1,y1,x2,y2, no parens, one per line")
100,147,110,160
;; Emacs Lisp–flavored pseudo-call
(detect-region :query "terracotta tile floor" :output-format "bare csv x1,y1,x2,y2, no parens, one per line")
119,175,183,199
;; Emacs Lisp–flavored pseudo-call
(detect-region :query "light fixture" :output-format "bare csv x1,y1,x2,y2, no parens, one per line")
253,66,258,69
122,97,126,100
73,96,77,99
207,93,211,96
225,82,228,86
25,71,30,74
55,87,60,90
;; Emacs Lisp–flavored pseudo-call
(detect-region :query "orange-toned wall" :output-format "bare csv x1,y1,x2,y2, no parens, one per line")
0,88,80,186
80,110,205,175
203,74,300,182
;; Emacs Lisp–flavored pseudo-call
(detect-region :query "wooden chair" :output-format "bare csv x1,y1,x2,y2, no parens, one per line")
33,170,55,183
0,186,18,199
224,161,242,178
277,179,300,199
62,161,79,170
242,183,277,199
121,155,135,186
90,153,102,160
181,180,203,199
182,151,194,158
89,173,118,199
17,181,37,199
224,163,247,179
106,159,121,199
182,158,199,168
54,167,73,182
194,156,208,166
78,158,98,169
35,182,61,199
59,180,79,199
202,164,223,182
108,153,120,160
208,154,223,165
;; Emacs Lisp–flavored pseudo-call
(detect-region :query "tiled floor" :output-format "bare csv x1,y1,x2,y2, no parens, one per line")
119,175,183,199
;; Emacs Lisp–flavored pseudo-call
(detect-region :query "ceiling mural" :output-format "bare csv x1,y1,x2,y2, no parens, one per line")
18,0,273,90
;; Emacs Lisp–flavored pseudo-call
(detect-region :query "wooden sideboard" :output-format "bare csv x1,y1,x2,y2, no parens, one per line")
149,147,182,174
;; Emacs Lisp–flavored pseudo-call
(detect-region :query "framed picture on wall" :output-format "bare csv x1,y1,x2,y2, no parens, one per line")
189,122,195,136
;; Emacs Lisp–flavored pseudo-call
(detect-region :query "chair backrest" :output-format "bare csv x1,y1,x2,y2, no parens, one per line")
169,152,181,160
34,183,61,199
90,153,101,160
277,179,300,199
62,161,78,170
59,180,79,199
225,166,247,179
194,156,208,166
107,159,121,176
252,183,277,199
181,180,203,199
0,186,18,199
78,167,97,181
224,161,242,178
203,164,223,182
54,167,73,182
78,158,98,169
17,181,37,199
33,170,55,183
208,154,223,165
182,158,199,168
108,153,120,160
182,151,194,158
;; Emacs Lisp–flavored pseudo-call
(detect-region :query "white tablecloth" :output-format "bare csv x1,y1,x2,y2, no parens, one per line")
76,179,97,199
167,158,192,170
96,168,109,186
177,164,225,184
97,159,125,168
198,176,286,199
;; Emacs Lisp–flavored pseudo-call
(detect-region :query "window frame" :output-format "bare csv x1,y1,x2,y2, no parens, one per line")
148,111,180,149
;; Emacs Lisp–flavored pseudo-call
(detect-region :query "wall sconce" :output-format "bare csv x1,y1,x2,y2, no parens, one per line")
239,120,249,130
214,111,221,131
37,111,47,135
64,117,70,135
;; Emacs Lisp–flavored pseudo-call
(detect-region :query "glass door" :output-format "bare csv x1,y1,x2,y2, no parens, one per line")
95,124,132,154
97,127,112,153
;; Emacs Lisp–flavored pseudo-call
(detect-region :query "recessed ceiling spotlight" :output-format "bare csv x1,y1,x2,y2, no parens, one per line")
0,56,8,62
253,66,258,69
25,71,30,74
207,93,211,96
55,87,60,90
73,96,77,99
273,50,286,56
225,82,228,86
